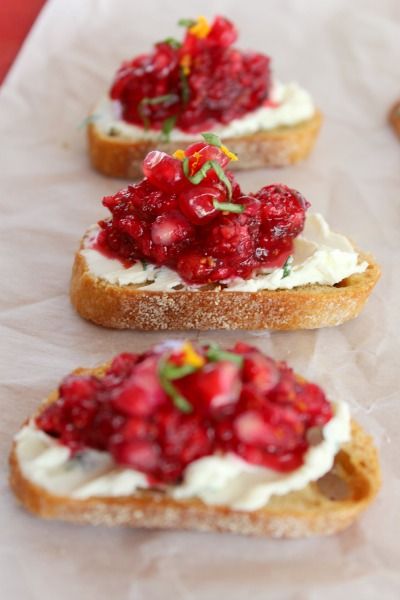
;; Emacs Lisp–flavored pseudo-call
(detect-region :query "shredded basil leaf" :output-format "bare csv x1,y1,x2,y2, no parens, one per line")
161,362,197,380
138,94,179,129
178,18,197,27
201,132,222,147
179,67,190,105
182,158,232,199
282,256,293,278
159,360,194,414
213,200,244,214
161,115,177,142
139,94,178,108
163,37,182,49
206,344,244,366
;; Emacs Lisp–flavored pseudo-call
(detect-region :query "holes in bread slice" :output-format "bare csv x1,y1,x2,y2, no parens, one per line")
316,471,351,501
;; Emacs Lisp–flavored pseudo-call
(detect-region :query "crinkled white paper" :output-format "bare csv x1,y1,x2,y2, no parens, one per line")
0,0,399,598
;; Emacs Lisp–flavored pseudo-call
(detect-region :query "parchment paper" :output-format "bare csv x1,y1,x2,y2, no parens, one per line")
1,0,399,598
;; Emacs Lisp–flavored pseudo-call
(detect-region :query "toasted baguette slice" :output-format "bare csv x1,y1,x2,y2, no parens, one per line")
70,244,380,331
389,100,400,139
87,110,323,179
9,382,380,539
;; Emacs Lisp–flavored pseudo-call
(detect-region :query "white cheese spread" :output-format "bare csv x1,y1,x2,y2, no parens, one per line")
80,213,368,292
92,81,315,141
14,401,350,511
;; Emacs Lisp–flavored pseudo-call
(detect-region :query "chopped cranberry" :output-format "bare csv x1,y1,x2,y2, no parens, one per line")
108,353,139,378
256,184,310,241
176,251,217,282
58,374,97,400
204,213,254,261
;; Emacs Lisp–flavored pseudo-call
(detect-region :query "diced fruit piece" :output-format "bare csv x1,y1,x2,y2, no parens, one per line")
151,212,194,246
242,352,280,393
112,357,167,417
178,186,223,224
205,214,254,260
234,411,275,445
143,151,186,192
111,439,160,472
176,251,216,283
256,184,309,241
178,361,241,414
207,16,238,47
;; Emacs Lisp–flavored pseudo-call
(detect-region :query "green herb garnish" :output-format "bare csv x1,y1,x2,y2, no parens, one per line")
178,18,197,28
182,158,232,199
206,343,244,366
282,256,293,279
161,115,177,142
138,94,179,129
201,132,223,147
213,200,244,214
163,37,182,49
159,359,194,414
179,67,190,105
161,362,197,380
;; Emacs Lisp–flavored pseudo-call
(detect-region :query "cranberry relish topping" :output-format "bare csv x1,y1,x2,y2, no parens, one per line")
110,16,270,134
36,342,333,485
95,134,310,285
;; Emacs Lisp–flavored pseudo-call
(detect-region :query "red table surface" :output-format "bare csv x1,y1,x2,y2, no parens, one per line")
0,0,46,84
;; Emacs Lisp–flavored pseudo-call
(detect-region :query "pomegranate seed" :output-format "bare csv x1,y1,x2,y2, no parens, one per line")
242,352,280,393
112,357,167,416
111,439,160,472
208,16,238,48
178,186,223,224
151,212,194,246
234,411,274,445
108,353,139,378
143,151,186,192
178,361,241,413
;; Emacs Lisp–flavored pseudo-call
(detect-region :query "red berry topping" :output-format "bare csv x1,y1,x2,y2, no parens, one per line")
110,16,270,133
94,136,310,285
36,342,334,484
178,186,222,224
143,151,186,192
151,212,194,246
256,184,310,242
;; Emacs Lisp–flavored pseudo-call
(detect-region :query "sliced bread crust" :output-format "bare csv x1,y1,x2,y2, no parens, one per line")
9,406,380,538
87,111,323,179
70,244,380,331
